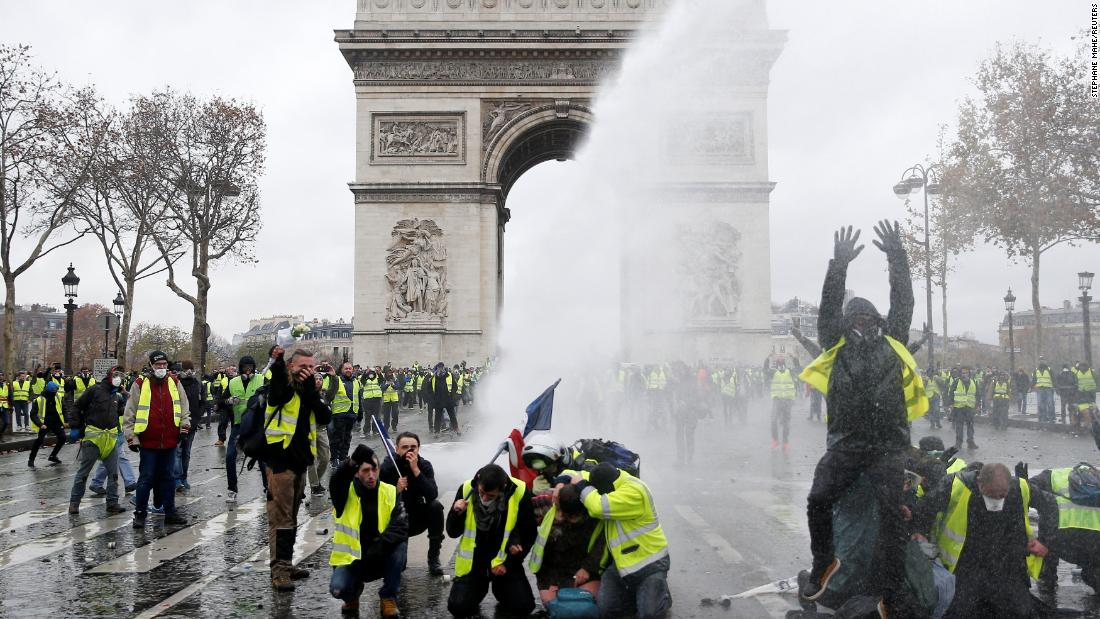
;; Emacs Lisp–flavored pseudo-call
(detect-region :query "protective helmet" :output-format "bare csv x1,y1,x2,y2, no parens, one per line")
521,434,566,472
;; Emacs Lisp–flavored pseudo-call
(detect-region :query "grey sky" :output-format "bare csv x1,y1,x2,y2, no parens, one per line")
1,1,1097,345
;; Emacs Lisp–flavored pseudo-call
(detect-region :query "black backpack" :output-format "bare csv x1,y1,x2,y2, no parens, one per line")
1068,463,1100,507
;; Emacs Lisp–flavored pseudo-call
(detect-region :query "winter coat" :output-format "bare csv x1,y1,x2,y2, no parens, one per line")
123,375,190,450
179,375,204,425
816,249,914,453
73,382,123,433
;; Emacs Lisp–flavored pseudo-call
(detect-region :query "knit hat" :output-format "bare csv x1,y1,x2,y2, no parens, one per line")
918,436,945,454
149,350,168,365
43,381,60,394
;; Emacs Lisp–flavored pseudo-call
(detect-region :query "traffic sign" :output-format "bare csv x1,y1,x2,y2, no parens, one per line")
97,313,117,331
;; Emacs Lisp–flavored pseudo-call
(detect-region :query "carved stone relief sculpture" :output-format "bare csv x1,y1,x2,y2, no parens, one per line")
665,112,754,164
678,221,742,320
385,218,449,323
372,113,465,164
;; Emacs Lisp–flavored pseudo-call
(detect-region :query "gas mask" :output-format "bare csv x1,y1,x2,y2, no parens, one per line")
982,495,1005,512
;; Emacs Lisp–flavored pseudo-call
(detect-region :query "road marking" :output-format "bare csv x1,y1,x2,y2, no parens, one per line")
0,496,202,572
0,497,118,531
86,498,266,573
675,505,744,564
137,513,327,619
0,470,71,494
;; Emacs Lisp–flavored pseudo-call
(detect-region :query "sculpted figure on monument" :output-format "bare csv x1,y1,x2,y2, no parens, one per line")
377,120,459,156
679,221,742,319
484,101,532,141
385,219,449,322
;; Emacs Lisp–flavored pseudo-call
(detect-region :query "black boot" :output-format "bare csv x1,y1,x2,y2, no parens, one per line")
272,528,297,591
427,533,444,576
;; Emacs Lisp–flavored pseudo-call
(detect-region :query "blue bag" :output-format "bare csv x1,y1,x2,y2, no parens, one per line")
1068,463,1100,507
545,588,599,619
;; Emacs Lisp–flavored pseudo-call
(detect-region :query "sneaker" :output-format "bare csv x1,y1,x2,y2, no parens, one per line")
89,486,106,496
106,504,127,515
149,505,165,517
226,491,237,503
801,558,841,601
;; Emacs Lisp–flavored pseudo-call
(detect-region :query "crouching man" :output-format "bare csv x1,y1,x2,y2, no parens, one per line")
446,463,536,617
330,444,408,618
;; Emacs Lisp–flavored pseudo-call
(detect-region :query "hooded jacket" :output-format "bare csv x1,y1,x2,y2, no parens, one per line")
73,381,123,433
816,246,914,453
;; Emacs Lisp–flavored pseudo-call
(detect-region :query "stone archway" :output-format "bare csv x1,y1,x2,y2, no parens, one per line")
337,0,784,364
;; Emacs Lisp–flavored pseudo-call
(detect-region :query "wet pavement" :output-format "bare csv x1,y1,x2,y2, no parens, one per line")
0,397,1098,618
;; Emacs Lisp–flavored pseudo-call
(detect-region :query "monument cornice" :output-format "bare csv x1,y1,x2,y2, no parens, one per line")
350,182,503,203
344,48,623,86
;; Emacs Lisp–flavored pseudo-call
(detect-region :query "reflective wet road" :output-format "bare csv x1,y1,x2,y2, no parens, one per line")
0,396,1097,618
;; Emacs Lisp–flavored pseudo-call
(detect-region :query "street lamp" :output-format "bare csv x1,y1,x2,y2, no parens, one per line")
1081,271,1095,368
112,291,124,358
61,264,80,375
1004,288,1017,374
893,163,942,368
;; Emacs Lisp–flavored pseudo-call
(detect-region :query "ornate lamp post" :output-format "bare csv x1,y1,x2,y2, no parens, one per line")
1081,271,1095,368
61,264,80,375
1004,288,1016,374
893,163,942,367
112,292,125,358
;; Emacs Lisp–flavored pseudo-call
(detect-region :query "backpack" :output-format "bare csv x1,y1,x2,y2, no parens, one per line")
571,438,641,477
237,386,280,465
1068,463,1100,507
544,588,600,619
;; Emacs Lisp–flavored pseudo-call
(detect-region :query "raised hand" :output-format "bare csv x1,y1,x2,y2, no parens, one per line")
872,219,904,254
833,226,864,263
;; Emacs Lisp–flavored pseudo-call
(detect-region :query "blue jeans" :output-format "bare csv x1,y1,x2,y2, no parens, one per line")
13,401,28,428
226,423,241,492
176,430,196,487
597,559,672,619
92,433,135,488
1038,389,1056,422
135,447,177,517
330,541,407,601
71,440,119,506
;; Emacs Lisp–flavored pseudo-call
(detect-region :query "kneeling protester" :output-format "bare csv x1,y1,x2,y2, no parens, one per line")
330,445,409,618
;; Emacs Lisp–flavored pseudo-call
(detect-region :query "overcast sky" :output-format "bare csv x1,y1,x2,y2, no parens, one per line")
1,1,1097,345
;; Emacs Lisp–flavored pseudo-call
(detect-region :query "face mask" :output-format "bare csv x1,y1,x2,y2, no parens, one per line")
983,496,1005,512
153,368,168,379
184,370,194,378
478,496,498,509
111,376,122,387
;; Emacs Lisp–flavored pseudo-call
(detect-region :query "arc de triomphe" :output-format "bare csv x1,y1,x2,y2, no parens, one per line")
337,0,784,365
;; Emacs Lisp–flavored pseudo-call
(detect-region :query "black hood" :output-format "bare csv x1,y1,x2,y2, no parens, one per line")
238,356,257,374
843,297,884,329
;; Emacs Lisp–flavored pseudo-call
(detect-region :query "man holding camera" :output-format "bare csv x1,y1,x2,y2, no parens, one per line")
123,351,191,528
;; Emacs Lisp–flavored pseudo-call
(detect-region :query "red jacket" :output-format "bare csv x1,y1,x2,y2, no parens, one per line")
134,376,181,450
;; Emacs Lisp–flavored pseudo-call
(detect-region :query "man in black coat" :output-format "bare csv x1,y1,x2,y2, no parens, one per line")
800,221,916,617
69,367,128,515
421,362,458,435
379,431,446,575
176,361,204,492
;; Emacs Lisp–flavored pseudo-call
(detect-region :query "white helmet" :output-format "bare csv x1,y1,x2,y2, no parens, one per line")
522,434,566,471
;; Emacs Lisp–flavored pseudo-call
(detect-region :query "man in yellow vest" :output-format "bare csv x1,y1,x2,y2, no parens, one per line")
1033,358,1056,423
360,367,383,439
990,370,1012,430
1029,464,1100,595
445,463,536,617
769,358,796,451
798,222,924,617
1076,361,1097,420
213,365,235,446
225,355,264,503
72,367,96,401
69,366,128,515
949,366,980,451
11,369,32,433
567,463,670,619
123,351,190,528
325,361,361,471
913,462,1056,618
28,380,68,467
328,444,407,618
264,347,333,591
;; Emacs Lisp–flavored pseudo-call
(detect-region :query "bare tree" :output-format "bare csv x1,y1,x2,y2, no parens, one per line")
0,45,107,373
145,90,265,369
943,39,1100,360
72,96,180,367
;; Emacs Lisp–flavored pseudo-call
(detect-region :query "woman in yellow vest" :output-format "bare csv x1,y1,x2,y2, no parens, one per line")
445,464,536,617
912,463,1056,618
328,445,407,618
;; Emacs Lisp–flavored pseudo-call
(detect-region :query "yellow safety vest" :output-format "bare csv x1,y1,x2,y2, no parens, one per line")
993,381,1010,399
528,504,605,573
32,377,45,397
770,369,796,400
331,378,361,415
1050,468,1100,532
382,382,399,404
0,384,7,408
362,377,382,400
455,477,525,577
264,392,317,456
580,469,669,578
946,457,967,474
403,377,415,393
1075,369,1096,393
83,425,117,461
12,380,31,402
415,375,425,392
30,394,65,432
799,335,928,421
456,374,465,395
723,374,737,397
133,378,183,434
330,481,397,567
228,374,265,423
937,475,1042,580
203,380,213,401
952,380,977,409
1035,369,1053,389
925,376,940,398
73,376,95,399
